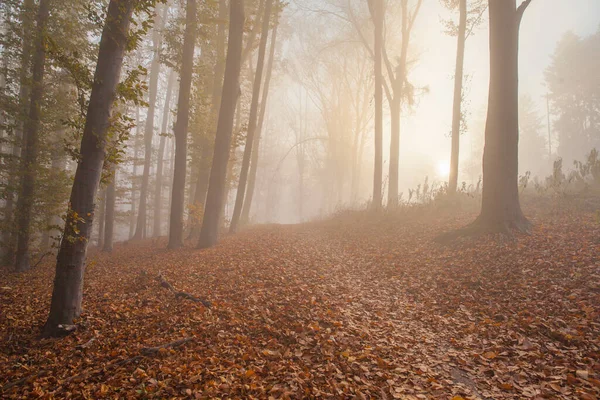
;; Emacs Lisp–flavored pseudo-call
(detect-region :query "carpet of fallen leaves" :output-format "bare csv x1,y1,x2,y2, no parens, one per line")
1,199,600,399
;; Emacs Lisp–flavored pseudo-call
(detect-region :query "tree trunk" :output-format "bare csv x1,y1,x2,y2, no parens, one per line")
167,0,197,249
476,0,530,232
241,11,278,225
229,0,273,233
42,0,135,337
1,0,35,263
41,146,66,250
14,0,50,272
97,190,106,248
372,0,383,209
153,68,175,238
129,108,141,239
197,0,245,248
448,0,467,194
388,98,400,207
186,0,227,239
133,6,166,240
103,168,116,252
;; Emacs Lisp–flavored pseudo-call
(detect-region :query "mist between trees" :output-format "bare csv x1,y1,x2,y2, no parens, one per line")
0,0,599,337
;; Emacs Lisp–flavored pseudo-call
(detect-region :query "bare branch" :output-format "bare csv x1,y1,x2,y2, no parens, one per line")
516,0,534,26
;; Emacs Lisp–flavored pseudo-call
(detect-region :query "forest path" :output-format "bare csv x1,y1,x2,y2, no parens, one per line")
1,205,599,399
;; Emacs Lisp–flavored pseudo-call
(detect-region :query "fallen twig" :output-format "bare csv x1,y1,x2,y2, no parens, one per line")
75,336,97,350
157,272,212,308
141,337,195,355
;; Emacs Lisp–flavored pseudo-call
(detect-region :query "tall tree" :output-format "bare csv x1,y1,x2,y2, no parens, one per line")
129,108,142,238
469,0,533,234
229,0,273,233
14,0,51,272
197,0,245,248
241,5,279,224
133,5,167,240
186,0,227,239
43,0,137,337
369,0,383,209
153,68,175,237
448,0,467,193
442,0,487,193
167,0,197,249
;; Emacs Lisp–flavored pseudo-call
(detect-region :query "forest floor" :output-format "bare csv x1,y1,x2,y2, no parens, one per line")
1,198,600,399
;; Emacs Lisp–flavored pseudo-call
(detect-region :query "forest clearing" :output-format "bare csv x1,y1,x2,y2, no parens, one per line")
1,199,599,399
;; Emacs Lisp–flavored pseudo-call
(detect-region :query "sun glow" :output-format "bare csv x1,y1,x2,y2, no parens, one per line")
437,161,450,178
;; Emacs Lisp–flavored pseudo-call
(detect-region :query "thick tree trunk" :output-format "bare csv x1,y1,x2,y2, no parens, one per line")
229,0,273,233
197,0,245,248
372,0,383,209
14,0,50,272
129,108,141,239
241,12,278,225
475,0,530,232
167,0,197,249
448,0,467,194
42,0,135,337
103,168,116,252
153,68,175,238
133,6,166,240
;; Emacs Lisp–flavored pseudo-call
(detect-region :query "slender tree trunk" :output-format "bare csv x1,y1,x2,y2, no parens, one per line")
448,0,467,194
230,0,273,233
167,0,197,249
42,0,135,337
14,0,50,272
41,147,66,250
153,68,175,237
102,168,116,252
241,11,279,224
133,6,166,240
186,0,227,239
198,0,245,248
2,0,35,263
372,0,383,209
475,0,530,232
129,108,141,239
387,1,409,208
97,189,106,249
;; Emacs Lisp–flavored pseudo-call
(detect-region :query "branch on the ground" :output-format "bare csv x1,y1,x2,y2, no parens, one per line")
75,336,96,350
157,272,212,308
141,337,195,355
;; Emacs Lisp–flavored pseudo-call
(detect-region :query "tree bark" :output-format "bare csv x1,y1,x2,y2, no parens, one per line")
97,189,106,249
186,0,228,239
448,0,467,194
197,0,245,248
167,0,197,249
133,5,166,240
241,10,279,225
103,168,116,252
14,0,51,272
229,0,273,233
371,0,383,209
129,108,141,239
153,68,175,237
42,0,135,337
475,0,531,232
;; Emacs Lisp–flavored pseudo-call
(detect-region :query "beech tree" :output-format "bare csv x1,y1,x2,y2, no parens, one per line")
43,0,141,337
167,0,197,249
370,0,383,209
14,0,51,272
230,0,273,233
133,5,167,240
198,0,245,248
